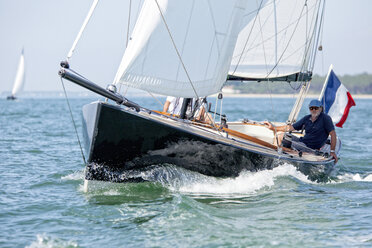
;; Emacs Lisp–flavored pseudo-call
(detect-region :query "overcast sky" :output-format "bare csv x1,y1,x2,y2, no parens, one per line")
0,0,371,93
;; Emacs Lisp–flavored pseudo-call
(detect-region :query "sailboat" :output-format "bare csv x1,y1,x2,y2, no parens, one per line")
59,0,339,183
7,49,25,100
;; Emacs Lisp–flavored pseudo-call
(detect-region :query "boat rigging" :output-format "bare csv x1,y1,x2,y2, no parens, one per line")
59,0,338,184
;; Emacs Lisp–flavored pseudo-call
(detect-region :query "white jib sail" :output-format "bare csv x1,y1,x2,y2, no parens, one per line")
12,49,25,96
230,0,322,80
114,0,257,98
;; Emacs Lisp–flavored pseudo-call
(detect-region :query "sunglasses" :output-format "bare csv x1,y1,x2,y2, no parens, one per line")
309,107,319,110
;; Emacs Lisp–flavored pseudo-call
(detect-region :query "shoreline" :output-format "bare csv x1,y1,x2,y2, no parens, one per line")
2,91,371,99
220,93,372,99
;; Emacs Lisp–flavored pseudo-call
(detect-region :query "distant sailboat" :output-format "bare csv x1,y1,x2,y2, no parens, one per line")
7,49,25,100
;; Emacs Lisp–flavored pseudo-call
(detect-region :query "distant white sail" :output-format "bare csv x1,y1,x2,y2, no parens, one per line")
230,0,323,80
11,49,25,96
114,0,259,98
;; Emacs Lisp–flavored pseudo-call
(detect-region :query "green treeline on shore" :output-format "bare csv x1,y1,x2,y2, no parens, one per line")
225,73,372,95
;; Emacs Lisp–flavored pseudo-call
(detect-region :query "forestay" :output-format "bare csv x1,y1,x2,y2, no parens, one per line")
114,0,259,98
229,0,324,81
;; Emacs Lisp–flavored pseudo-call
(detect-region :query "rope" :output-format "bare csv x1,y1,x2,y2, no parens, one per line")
287,0,325,121
263,3,308,79
231,0,265,74
60,77,87,165
153,0,223,131
147,91,164,108
266,1,325,126
258,1,280,150
319,0,326,76
154,0,200,100
312,0,326,74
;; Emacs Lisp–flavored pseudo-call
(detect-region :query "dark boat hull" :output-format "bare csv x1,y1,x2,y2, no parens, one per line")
7,95,16,100
82,101,334,183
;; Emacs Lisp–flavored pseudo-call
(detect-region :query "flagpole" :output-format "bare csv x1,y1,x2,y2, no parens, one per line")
318,64,333,109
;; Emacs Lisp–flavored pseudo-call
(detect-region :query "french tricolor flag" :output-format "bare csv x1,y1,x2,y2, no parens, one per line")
319,65,356,128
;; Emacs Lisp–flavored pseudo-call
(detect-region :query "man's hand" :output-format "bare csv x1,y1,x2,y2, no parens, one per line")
330,152,338,163
263,121,273,131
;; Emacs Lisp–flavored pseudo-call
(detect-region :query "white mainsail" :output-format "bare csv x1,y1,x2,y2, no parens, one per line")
230,0,323,80
11,49,25,96
114,0,259,98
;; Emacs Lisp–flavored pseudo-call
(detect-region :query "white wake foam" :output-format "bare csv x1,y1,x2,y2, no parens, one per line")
61,170,84,181
163,163,313,195
26,234,78,248
79,164,318,195
336,173,372,182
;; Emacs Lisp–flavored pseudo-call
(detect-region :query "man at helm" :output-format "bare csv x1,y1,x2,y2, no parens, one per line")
265,99,338,163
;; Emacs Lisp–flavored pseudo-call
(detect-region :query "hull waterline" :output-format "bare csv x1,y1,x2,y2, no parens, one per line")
81,101,335,183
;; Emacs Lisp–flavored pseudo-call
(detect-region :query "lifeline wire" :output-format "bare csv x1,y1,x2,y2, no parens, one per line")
60,77,87,165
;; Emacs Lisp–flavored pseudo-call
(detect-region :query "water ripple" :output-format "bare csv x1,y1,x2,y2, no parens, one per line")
1,98,372,248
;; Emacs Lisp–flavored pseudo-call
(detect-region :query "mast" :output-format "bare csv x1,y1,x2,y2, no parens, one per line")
179,98,192,119
287,0,326,123
287,81,311,123
318,64,334,104
273,0,278,76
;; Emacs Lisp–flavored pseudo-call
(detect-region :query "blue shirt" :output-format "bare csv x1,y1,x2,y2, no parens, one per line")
292,112,335,149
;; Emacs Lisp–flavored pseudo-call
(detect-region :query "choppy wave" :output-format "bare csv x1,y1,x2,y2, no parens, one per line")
336,173,372,182
2,98,372,248
75,161,372,200
26,234,78,248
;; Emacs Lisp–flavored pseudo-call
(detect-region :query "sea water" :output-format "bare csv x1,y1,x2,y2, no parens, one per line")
0,96,371,248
